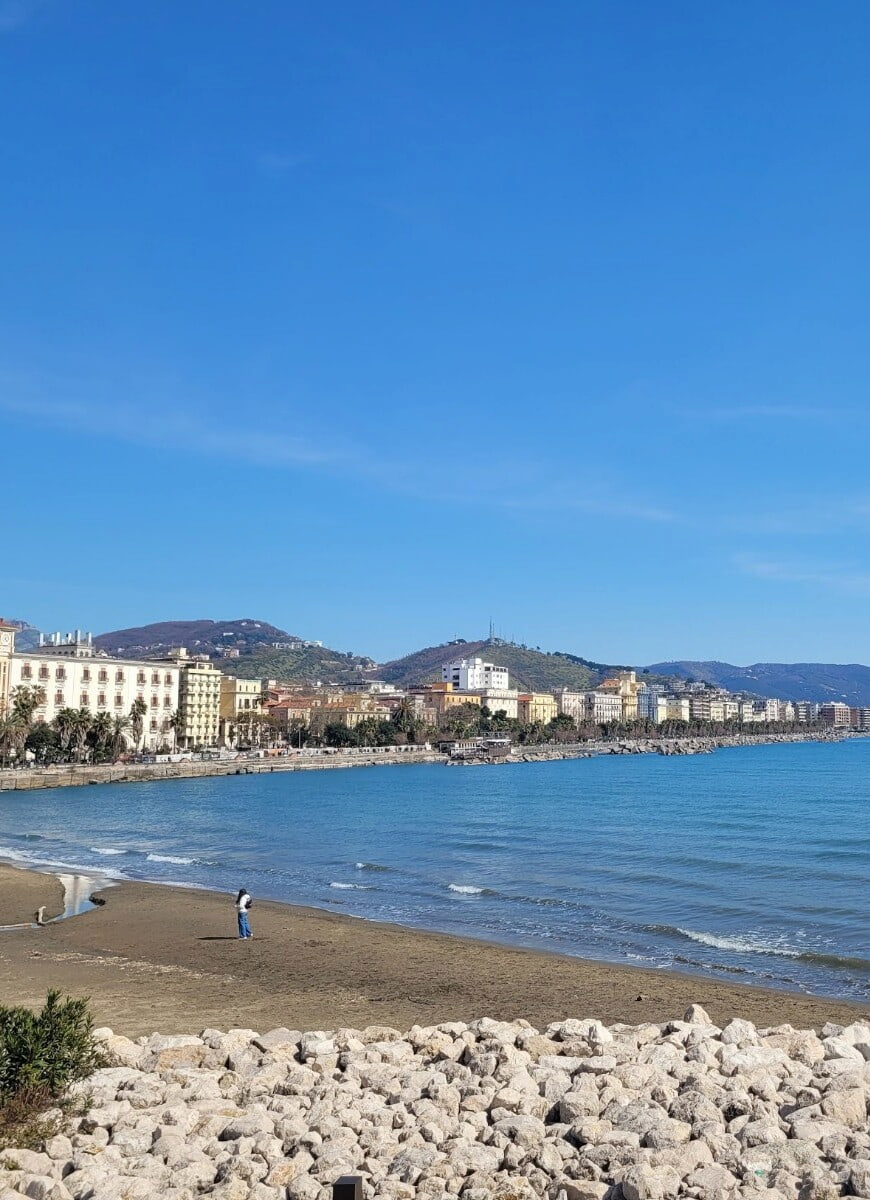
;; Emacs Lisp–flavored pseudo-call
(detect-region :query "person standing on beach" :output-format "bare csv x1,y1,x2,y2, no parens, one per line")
235,887,252,939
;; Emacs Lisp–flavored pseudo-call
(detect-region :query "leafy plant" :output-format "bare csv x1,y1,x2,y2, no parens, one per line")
0,991,104,1103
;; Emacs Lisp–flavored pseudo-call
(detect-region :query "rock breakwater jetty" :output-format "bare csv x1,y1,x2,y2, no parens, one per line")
2,1010,869,1200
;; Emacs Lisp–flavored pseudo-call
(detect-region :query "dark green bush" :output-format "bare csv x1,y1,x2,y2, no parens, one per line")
0,990,103,1102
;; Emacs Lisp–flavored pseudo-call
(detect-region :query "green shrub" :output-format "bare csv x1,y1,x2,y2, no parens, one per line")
0,990,103,1103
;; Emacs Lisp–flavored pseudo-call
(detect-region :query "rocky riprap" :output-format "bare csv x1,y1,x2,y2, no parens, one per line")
1,1009,869,1200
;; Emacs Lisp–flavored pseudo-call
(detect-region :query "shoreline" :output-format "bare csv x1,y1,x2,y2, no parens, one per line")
0,863,865,1037
0,729,853,791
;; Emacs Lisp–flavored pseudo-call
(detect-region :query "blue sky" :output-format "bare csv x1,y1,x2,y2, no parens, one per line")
3,0,870,666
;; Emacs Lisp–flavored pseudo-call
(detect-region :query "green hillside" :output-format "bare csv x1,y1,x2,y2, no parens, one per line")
225,644,375,684
377,639,624,692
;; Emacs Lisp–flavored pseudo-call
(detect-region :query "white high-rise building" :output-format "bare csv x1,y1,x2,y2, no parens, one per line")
442,657,509,691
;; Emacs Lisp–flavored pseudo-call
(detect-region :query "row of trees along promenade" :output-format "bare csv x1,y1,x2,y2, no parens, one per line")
0,684,831,766
0,685,184,766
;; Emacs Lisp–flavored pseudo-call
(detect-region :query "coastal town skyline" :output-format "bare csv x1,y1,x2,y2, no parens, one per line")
5,3,870,665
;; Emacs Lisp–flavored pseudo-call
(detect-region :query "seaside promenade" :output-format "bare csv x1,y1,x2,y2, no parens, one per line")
0,730,851,792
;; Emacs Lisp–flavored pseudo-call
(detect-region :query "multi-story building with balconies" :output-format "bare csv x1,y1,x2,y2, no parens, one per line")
167,649,222,749
0,628,180,750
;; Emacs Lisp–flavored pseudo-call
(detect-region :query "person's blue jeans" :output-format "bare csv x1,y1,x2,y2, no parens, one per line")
237,910,251,939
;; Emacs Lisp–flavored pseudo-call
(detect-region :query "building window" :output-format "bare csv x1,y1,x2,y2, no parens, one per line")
115,670,124,683
80,693,88,707
56,667,66,681
151,672,160,686
150,718,158,732
55,690,64,705
39,665,49,680
82,668,91,682
163,696,171,708
150,695,159,708
137,672,146,685
98,693,107,707
22,664,32,679
164,673,172,686
115,694,123,707
99,669,108,683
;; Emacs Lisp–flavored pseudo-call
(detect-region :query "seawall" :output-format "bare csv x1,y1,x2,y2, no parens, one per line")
0,730,852,791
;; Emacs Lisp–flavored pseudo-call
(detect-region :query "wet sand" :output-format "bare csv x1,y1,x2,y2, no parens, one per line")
0,863,64,926
0,864,865,1036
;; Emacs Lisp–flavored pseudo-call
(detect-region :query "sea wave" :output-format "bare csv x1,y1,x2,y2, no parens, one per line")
330,881,373,890
90,847,127,856
0,844,128,880
447,883,496,895
354,862,393,872
651,926,870,973
145,853,194,865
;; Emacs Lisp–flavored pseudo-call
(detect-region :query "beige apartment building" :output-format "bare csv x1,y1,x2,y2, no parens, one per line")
555,689,587,723
219,676,263,745
518,692,559,725
168,649,222,748
585,690,624,723
474,687,519,720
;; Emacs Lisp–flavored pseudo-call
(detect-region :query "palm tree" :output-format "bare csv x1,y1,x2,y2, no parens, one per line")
53,707,79,759
90,711,113,761
71,708,92,762
129,698,147,752
391,697,419,741
0,713,24,767
109,715,130,760
168,708,184,751
10,684,47,732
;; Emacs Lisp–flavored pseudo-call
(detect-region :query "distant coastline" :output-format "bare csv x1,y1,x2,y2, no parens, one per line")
0,728,855,792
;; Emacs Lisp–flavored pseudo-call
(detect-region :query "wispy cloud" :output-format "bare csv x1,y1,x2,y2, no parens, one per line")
692,404,842,423
735,553,870,597
0,394,344,469
497,489,680,524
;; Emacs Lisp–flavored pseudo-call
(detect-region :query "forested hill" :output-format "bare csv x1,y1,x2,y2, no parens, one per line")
377,640,623,692
94,618,295,657
646,659,870,705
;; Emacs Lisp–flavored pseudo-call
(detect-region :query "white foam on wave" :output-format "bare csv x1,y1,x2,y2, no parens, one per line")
146,853,194,865
0,844,127,880
90,847,126,856
448,883,485,895
330,881,371,890
677,927,801,958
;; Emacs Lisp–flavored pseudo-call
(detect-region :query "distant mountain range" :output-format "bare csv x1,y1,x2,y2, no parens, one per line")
14,615,870,703
647,660,870,706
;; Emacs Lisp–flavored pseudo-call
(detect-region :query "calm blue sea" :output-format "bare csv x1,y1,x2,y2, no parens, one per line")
1,739,868,1001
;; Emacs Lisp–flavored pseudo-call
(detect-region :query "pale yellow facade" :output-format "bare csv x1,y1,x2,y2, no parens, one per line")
219,676,263,745
170,651,222,748
517,692,559,724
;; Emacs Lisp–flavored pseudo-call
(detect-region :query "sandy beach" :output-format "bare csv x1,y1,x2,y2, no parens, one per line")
0,862,866,1036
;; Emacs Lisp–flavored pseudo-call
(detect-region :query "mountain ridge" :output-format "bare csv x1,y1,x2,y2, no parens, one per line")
646,659,870,705
20,616,870,702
